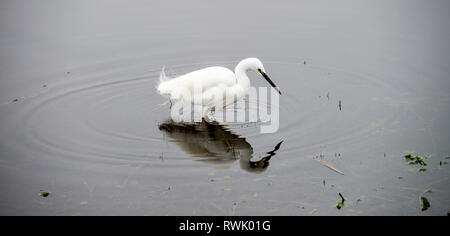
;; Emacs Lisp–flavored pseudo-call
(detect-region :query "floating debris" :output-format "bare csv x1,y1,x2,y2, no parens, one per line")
304,60,307,65
404,154,428,172
339,193,345,202
40,191,50,197
336,193,345,210
315,159,344,175
338,100,342,111
404,154,427,166
12,98,18,103
420,196,430,211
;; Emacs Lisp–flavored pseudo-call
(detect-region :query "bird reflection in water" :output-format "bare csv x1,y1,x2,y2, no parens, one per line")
158,120,283,173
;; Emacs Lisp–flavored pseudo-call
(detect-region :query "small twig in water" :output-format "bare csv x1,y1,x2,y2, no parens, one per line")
315,159,344,175
339,193,345,202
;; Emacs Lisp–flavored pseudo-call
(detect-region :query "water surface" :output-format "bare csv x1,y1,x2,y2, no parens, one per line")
0,0,449,215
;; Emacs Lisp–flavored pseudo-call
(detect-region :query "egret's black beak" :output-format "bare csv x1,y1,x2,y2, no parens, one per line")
258,69,281,95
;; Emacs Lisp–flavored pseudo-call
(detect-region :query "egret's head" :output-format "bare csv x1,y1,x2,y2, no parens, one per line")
242,57,266,73
247,58,281,95
235,57,281,95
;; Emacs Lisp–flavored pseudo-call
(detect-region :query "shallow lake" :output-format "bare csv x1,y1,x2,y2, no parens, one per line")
0,0,449,215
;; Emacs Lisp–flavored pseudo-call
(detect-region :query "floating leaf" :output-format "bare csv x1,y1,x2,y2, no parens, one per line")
404,154,428,170
336,202,344,210
420,197,430,211
404,154,413,161
40,192,50,197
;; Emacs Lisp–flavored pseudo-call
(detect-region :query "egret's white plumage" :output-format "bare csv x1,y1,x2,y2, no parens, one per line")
157,57,280,118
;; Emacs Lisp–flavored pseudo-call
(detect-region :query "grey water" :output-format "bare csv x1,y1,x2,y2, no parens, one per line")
0,0,449,215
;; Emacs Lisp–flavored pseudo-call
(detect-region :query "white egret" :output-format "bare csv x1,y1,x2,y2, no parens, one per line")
156,57,281,118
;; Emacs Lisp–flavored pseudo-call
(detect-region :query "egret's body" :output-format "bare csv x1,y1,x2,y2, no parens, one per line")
157,58,280,117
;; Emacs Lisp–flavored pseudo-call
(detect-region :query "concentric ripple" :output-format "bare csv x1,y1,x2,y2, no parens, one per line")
10,57,400,170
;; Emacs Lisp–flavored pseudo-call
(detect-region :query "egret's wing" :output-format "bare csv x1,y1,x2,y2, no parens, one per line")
159,66,236,104
184,67,235,92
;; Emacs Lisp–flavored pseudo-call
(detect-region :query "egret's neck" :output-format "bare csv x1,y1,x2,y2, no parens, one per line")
234,63,251,89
